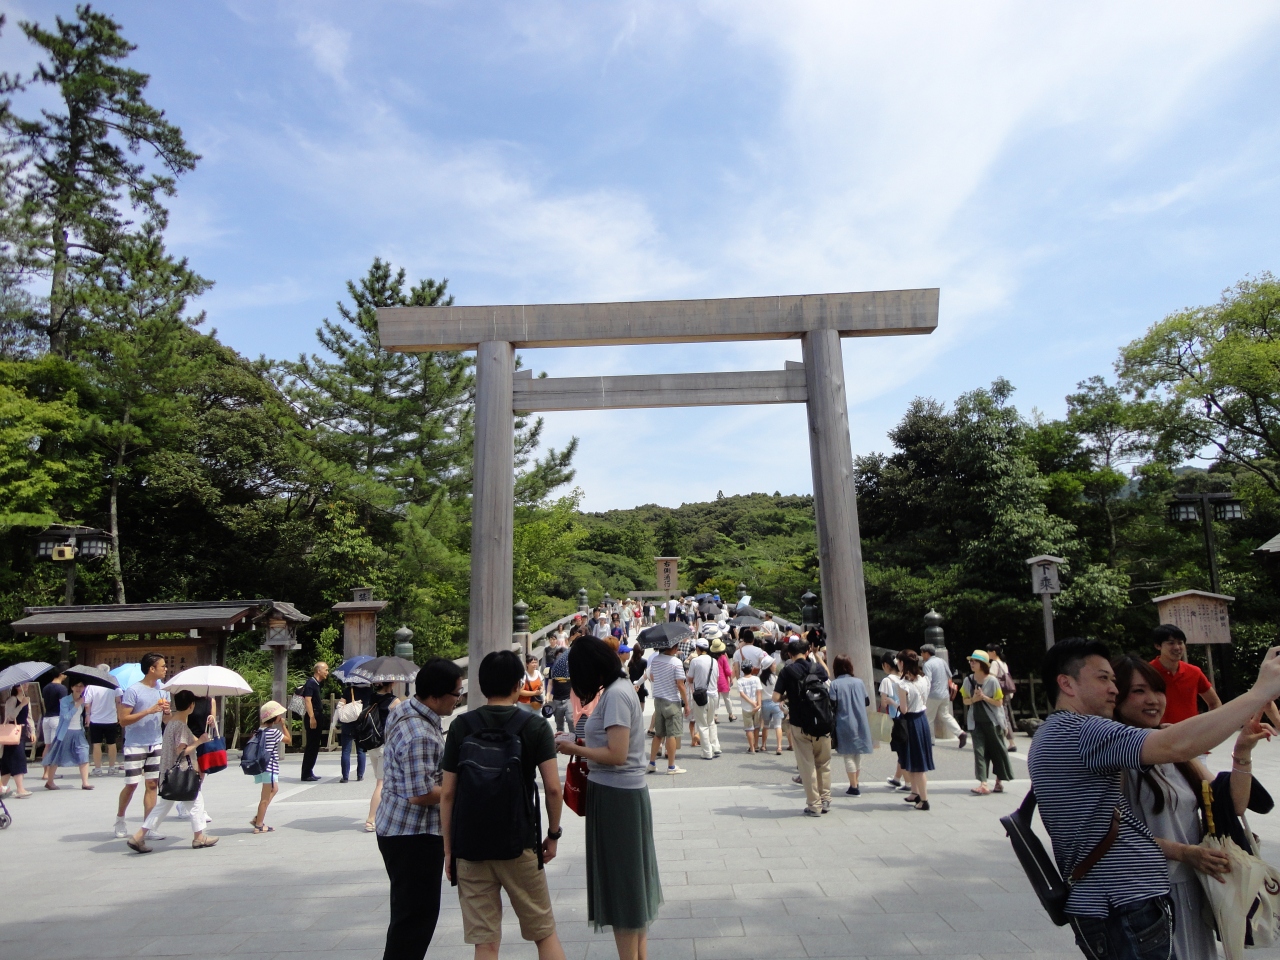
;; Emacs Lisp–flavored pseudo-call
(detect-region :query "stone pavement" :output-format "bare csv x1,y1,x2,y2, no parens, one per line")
6,713,1280,960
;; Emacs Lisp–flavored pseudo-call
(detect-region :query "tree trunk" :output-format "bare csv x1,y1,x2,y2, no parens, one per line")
48,222,70,357
1104,495,1118,568
109,418,129,604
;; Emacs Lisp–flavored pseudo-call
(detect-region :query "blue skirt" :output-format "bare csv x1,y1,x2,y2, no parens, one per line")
900,711,934,773
46,728,89,767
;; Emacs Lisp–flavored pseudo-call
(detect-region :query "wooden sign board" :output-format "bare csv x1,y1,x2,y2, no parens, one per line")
1152,590,1234,645
75,638,215,675
655,557,679,594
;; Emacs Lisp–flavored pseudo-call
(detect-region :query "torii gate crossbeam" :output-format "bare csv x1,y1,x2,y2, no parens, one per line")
379,289,939,693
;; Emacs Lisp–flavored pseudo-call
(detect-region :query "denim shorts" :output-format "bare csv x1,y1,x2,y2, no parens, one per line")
1070,895,1172,960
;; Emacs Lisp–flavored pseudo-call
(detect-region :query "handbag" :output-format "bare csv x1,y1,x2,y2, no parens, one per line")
196,719,227,775
336,699,363,724
159,756,201,802
563,757,588,817
0,723,21,746
1195,781,1280,960
867,711,893,744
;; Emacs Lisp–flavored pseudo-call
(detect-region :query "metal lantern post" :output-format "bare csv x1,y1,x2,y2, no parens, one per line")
1026,556,1065,649
1167,492,1244,684
34,525,112,665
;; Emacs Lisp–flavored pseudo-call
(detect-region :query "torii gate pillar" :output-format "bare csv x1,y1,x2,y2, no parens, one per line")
379,289,938,694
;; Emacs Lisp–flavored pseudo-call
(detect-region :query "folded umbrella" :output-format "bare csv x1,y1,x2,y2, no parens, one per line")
65,664,119,689
164,665,253,697
0,661,54,690
350,655,419,684
635,621,692,650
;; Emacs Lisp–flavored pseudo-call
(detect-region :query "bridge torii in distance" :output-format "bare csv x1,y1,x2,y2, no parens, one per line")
378,288,939,691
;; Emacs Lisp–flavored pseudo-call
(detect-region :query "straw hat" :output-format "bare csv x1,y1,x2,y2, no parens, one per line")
259,700,287,722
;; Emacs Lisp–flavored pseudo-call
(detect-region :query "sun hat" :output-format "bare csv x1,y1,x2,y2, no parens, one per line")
259,700,286,722
700,622,722,639
710,638,726,654
967,650,990,665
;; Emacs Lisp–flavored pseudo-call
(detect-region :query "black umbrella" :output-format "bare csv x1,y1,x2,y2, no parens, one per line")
636,621,692,650
350,656,419,684
64,664,119,689
728,615,764,628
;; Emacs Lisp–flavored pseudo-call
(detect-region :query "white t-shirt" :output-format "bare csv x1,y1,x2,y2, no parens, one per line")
736,675,764,710
879,675,901,716
894,675,931,713
733,644,765,673
760,620,779,638
666,599,679,615
687,654,718,691
84,684,122,725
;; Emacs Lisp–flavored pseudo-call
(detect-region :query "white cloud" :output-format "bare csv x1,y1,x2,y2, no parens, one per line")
295,19,350,84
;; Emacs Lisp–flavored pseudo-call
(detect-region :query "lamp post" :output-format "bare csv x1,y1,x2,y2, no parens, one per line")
1026,555,1065,649
1167,492,1244,684
34,526,112,666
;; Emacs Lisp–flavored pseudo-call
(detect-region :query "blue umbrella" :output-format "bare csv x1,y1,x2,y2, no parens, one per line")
334,656,374,684
110,663,144,688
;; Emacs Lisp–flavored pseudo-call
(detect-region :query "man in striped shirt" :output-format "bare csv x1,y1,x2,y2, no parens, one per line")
1028,637,1280,960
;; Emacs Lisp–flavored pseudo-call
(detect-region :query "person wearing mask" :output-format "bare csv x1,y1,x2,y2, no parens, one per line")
1111,655,1270,960
960,651,1014,796
376,658,464,960
772,639,832,817
830,656,872,796
1028,637,1280,960
557,637,662,960
919,645,964,747
892,650,934,811
365,680,401,833
1150,624,1221,724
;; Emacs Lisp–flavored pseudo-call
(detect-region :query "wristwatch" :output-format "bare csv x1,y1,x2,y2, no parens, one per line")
546,827,563,840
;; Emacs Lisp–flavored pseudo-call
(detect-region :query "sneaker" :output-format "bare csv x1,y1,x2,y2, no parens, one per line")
712,750,722,757
114,818,128,839
821,800,831,814
802,808,821,818
846,786,861,797
957,732,967,749
886,777,902,789
149,830,166,840
792,775,802,785
666,766,687,775
646,761,657,774
89,767,102,778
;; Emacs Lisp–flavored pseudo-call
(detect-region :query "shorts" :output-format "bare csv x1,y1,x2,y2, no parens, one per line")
741,709,760,729
89,723,121,745
121,744,162,785
368,746,384,780
253,772,279,785
458,849,556,944
842,754,863,774
653,698,683,740
761,701,784,729
41,717,59,744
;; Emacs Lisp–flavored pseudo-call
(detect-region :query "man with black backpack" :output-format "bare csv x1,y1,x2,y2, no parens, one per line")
440,651,566,960
772,638,833,817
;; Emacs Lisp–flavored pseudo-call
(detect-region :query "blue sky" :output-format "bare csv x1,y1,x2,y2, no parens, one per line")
5,1,1280,511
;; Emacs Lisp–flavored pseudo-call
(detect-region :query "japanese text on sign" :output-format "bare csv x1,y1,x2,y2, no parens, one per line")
1030,562,1061,596
655,557,679,593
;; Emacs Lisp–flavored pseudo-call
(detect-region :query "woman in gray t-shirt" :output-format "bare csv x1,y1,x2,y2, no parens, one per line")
557,637,662,960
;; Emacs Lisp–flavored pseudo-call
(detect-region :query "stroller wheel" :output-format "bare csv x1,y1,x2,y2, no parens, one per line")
0,810,11,829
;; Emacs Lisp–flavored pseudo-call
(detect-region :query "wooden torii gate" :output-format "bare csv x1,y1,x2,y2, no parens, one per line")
379,289,939,690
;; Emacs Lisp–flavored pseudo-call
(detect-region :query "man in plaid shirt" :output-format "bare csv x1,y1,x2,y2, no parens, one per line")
375,658,464,960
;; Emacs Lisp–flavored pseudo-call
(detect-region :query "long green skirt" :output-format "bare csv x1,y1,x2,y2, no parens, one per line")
585,780,663,932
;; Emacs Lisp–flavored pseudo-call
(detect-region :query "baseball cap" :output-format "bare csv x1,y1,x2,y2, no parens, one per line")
695,638,710,649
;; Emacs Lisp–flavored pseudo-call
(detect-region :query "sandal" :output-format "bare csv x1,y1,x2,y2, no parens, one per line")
15,792,32,799
914,800,931,811
44,781,59,790
993,782,1004,793
127,838,152,854
81,784,94,790
192,836,220,849
970,785,991,795
250,822,275,834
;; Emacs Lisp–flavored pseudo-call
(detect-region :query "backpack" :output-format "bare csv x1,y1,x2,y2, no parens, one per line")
999,790,1119,927
800,661,834,736
240,729,269,776
354,701,386,751
450,710,541,878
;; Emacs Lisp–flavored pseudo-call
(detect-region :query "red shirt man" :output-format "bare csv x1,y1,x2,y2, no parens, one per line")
1150,624,1221,724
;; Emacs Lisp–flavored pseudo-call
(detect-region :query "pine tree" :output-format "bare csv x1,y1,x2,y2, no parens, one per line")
5,5,197,356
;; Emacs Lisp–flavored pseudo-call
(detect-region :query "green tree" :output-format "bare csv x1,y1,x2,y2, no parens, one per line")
5,4,197,356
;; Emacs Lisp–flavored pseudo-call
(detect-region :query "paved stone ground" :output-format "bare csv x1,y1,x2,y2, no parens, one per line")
6,708,1280,960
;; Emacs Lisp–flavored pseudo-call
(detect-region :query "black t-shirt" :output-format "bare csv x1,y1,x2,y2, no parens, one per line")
302,677,326,721
373,691,397,730
42,682,66,717
774,659,829,733
441,705,557,850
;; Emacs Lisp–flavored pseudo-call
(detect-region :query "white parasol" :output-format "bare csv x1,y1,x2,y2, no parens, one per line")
163,665,253,697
